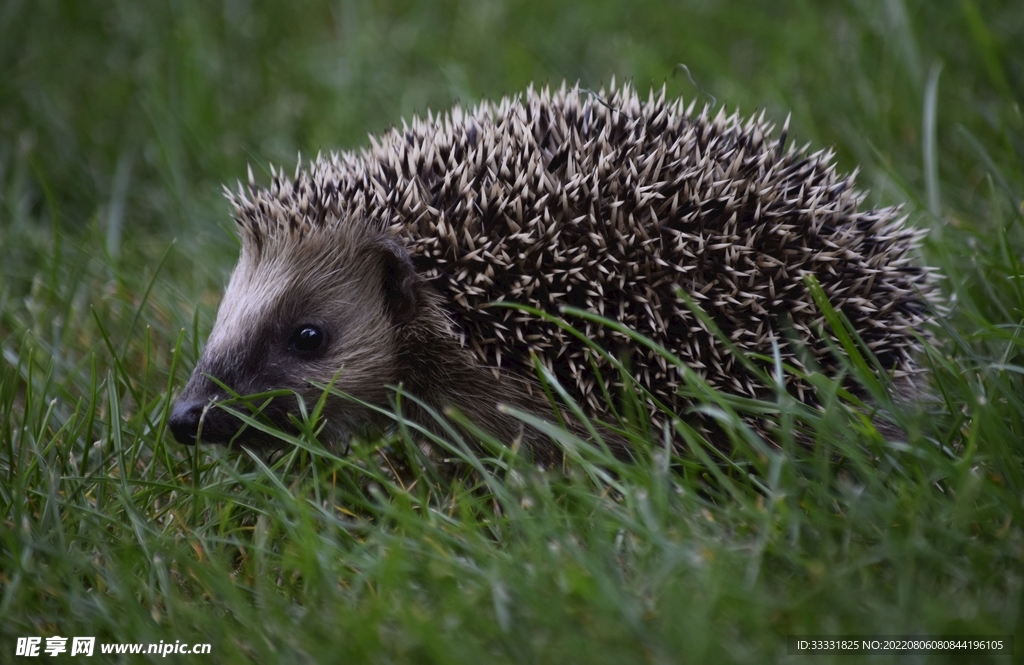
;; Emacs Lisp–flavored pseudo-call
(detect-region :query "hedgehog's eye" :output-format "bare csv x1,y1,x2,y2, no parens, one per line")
288,325,326,355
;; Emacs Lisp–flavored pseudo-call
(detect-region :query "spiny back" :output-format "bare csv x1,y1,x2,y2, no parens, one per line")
228,81,937,422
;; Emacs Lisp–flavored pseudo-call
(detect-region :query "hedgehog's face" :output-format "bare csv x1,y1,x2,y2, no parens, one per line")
168,233,418,450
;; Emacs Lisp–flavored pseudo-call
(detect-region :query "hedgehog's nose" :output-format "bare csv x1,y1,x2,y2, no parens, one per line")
168,400,205,445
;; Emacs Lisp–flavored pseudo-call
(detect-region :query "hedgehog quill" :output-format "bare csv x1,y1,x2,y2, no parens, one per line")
169,82,937,461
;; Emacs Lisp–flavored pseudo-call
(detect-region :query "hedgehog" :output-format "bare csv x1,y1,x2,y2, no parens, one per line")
168,81,937,463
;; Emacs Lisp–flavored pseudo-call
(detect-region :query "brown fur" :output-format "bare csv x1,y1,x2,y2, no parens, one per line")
171,220,576,462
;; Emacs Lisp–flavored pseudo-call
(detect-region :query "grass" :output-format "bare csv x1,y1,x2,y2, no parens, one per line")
1,0,1023,662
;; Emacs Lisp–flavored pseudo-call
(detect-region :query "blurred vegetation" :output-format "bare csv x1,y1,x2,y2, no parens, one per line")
3,0,1020,237
1,0,1023,663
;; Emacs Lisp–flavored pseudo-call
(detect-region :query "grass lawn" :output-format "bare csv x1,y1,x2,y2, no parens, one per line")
1,0,1022,662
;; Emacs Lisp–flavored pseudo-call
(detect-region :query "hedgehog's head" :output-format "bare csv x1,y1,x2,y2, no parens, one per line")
169,175,420,449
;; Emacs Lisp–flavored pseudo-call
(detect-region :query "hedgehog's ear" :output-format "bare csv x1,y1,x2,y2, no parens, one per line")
376,237,418,326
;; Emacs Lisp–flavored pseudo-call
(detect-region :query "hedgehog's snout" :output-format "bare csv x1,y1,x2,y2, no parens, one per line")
168,396,257,446
168,400,205,445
